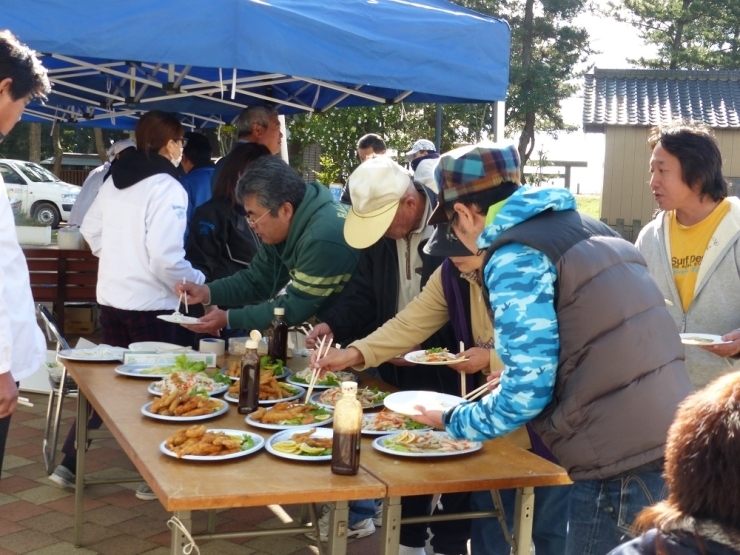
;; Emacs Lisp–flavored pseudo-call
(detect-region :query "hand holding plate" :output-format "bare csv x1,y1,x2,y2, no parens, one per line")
451,347,491,374
702,329,740,358
409,406,445,429
181,308,227,335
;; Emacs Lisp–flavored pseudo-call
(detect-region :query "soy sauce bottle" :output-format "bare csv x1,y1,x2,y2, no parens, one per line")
238,339,260,414
331,381,362,475
267,307,288,364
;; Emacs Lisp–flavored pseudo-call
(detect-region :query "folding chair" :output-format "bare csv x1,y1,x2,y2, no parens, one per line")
38,304,78,474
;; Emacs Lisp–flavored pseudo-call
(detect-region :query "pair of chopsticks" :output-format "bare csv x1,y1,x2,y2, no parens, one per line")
459,341,466,398
299,323,313,336
18,396,33,408
177,277,188,314
463,378,500,402
305,335,335,403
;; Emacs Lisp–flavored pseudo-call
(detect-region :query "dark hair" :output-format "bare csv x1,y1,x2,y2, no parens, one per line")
182,132,212,168
236,106,277,137
134,110,183,154
633,372,740,534
236,156,306,214
449,182,520,216
648,121,727,202
357,133,386,152
214,142,271,207
0,30,50,101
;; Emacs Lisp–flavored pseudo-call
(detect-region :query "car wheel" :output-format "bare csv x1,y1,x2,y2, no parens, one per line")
33,202,61,228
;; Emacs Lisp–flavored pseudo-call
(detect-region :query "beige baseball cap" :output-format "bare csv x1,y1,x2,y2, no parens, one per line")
344,156,412,249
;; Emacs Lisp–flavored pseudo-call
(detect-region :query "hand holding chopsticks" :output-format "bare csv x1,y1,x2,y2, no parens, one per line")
463,378,500,402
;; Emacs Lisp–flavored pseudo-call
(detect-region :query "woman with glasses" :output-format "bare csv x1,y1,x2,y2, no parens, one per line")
51,111,205,500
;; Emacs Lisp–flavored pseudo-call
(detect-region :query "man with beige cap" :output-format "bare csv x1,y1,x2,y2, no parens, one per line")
307,154,470,555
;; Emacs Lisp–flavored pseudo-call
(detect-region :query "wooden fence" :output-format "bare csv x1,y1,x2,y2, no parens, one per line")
58,169,91,186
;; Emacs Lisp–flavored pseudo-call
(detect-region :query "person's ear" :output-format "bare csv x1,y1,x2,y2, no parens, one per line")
0,78,13,97
279,202,294,220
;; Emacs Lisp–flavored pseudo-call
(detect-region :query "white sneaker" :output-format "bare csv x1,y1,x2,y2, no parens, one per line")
306,505,376,542
49,465,75,489
398,546,426,555
135,482,157,501
373,502,383,527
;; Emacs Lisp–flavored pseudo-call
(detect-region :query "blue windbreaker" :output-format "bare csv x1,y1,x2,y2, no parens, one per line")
445,186,578,441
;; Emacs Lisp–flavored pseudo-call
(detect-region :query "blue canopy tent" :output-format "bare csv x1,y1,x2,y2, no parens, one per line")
1,0,510,129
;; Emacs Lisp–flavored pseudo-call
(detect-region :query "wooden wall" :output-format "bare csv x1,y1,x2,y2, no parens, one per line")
601,126,740,239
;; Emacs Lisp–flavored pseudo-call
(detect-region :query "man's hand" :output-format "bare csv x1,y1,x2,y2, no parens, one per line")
175,281,210,305
311,347,364,373
182,308,227,335
305,322,333,350
0,372,18,419
701,329,740,358
453,347,491,374
409,407,444,429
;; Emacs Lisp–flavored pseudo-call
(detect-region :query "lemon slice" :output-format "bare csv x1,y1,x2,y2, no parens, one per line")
272,440,298,453
249,330,262,342
299,443,327,455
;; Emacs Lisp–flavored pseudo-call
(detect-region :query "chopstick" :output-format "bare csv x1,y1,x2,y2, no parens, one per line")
459,341,466,398
305,336,327,403
183,278,188,313
463,378,500,402
17,396,33,408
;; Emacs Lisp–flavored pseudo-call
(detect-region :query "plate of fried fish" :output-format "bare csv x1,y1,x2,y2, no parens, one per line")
142,392,228,422
245,401,333,430
265,427,333,461
160,425,264,460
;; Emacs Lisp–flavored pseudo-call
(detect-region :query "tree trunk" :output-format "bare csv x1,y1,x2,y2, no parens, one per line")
52,123,63,176
669,0,693,69
28,123,41,162
516,0,536,180
93,128,107,163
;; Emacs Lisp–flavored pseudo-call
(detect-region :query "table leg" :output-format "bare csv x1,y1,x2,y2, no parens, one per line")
513,486,534,555
326,500,348,555
74,390,88,546
171,510,193,555
379,496,402,555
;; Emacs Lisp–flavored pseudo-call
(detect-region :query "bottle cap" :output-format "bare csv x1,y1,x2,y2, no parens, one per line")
245,339,259,350
274,307,285,316
249,329,262,342
341,381,358,395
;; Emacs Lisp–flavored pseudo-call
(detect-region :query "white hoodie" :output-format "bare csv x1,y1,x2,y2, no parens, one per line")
81,173,205,311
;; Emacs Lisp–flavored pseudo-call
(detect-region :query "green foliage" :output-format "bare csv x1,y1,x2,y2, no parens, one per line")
575,194,601,219
610,0,740,69
13,212,47,227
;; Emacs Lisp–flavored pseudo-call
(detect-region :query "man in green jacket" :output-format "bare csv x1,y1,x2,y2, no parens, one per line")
178,156,358,333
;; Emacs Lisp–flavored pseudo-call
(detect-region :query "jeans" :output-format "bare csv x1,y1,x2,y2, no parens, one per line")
470,484,571,555
348,499,376,527
564,467,667,555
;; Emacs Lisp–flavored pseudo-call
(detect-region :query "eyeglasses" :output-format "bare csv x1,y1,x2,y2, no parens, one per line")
246,210,270,226
446,212,460,242
176,137,188,147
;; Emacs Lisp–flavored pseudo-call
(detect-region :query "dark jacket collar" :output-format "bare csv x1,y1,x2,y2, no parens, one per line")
111,149,179,190
411,151,440,171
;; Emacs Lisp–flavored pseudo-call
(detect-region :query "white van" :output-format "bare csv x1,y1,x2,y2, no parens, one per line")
0,159,80,227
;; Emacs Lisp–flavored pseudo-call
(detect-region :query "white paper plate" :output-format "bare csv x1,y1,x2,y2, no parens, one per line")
383,391,464,416
157,314,205,325
223,384,305,406
361,412,432,436
404,349,467,365
265,427,333,461
141,399,228,422
679,333,731,346
148,381,229,397
245,406,333,430
286,370,355,389
159,429,264,461
371,431,482,458
129,341,190,352
57,347,125,362
310,388,387,410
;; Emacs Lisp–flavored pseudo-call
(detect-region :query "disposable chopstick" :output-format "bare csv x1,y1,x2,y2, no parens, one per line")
17,396,34,408
465,379,500,402
182,278,188,313
305,336,326,402
459,341,466,398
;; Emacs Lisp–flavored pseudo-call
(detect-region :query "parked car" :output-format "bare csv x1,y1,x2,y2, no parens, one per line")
0,159,80,227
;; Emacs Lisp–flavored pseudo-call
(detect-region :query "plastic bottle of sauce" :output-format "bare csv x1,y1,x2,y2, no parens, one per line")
238,339,260,414
331,381,362,475
267,307,288,364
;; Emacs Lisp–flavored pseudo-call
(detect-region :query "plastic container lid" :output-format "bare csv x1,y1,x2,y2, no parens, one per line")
245,339,259,350
274,307,285,316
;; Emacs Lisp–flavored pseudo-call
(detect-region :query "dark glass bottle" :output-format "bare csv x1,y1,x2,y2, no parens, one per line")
267,307,288,364
331,381,362,475
238,339,260,414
